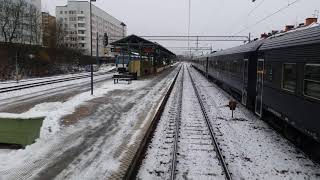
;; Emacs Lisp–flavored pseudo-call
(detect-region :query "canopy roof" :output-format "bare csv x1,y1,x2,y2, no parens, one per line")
111,35,176,58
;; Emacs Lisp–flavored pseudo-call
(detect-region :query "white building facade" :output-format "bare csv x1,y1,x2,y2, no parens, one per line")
56,1,127,57
0,0,42,45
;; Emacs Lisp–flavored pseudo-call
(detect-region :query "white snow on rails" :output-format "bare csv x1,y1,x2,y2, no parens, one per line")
138,64,226,179
138,63,320,180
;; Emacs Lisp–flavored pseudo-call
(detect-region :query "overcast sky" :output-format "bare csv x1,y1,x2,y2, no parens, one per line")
43,0,320,55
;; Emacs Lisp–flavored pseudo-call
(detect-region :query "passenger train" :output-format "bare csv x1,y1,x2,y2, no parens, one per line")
192,25,320,144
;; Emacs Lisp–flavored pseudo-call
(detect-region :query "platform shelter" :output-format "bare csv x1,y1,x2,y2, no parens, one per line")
110,35,176,77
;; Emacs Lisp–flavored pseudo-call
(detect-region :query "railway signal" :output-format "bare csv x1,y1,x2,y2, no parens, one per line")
228,100,237,118
104,33,109,47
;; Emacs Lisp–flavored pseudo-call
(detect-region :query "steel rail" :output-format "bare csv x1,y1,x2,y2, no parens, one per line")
187,67,232,180
0,71,112,94
124,65,182,180
0,71,105,85
170,65,184,180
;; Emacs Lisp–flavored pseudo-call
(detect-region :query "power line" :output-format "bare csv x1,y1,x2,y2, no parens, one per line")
188,0,191,56
248,0,265,16
234,0,302,35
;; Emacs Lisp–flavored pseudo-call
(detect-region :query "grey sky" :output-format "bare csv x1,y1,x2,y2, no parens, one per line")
43,0,320,54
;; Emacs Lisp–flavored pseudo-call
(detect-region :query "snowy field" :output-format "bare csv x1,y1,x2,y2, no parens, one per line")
0,66,179,180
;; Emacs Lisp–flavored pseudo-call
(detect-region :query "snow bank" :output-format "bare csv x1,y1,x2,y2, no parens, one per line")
0,78,150,140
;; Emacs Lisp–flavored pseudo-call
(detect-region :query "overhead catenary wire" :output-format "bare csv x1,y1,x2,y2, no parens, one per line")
234,0,302,35
248,0,266,16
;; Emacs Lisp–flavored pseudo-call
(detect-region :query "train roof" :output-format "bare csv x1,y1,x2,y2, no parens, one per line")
210,40,264,57
260,25,320,50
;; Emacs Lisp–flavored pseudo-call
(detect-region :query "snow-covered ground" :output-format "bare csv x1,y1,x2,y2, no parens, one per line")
138,65,224,179
0,62,318,180
0,65,179,180
0,65,115,89
188,65,320,179
0,73,113,110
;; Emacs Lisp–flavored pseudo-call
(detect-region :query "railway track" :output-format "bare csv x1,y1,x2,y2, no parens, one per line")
136,64,231,180
0,72,92,85
0,71,113,94
169,64,184,180
187,66,231,180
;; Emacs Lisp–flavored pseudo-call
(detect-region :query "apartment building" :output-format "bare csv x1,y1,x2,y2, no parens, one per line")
56,1,127,57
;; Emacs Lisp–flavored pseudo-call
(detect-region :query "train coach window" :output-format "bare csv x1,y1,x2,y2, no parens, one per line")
304,64,320,100
282,63,297,92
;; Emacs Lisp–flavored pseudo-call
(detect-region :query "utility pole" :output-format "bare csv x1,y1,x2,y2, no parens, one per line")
188,0,191,58
96,32,99,65
16,52,19,83
90,0,95,95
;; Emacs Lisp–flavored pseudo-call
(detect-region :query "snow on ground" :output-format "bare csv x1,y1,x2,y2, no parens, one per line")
0,73,113,106
138,65,224,179
98,64,115,72
138,65,184,179
0,65,115,89
0,66,179,180
57,68,179,180
176,65,223,179
0,76,150,141
189,65,320,179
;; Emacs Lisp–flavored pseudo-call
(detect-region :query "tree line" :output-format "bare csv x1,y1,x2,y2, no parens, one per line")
0,0,42,45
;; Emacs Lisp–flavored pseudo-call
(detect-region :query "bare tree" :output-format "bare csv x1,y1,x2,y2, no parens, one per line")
0,0,28,43
0,0,42,45
55,20,69,48
28,4,42,45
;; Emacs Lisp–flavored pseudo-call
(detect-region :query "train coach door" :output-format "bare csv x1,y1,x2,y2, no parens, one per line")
255,59,265,117
242,59,249,106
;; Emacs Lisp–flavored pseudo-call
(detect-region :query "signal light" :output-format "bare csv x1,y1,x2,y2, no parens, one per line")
104,33,108,46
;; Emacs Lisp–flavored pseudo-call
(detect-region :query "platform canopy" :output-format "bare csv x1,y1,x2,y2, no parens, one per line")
110,34,176,59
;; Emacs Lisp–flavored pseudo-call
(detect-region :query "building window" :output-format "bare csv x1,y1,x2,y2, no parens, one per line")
80,11,84,14
282,63,297,92
65,11,68,14
60,11,63,14
304,64,320,100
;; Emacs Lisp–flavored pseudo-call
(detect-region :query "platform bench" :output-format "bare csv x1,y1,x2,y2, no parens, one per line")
113,74,134,84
